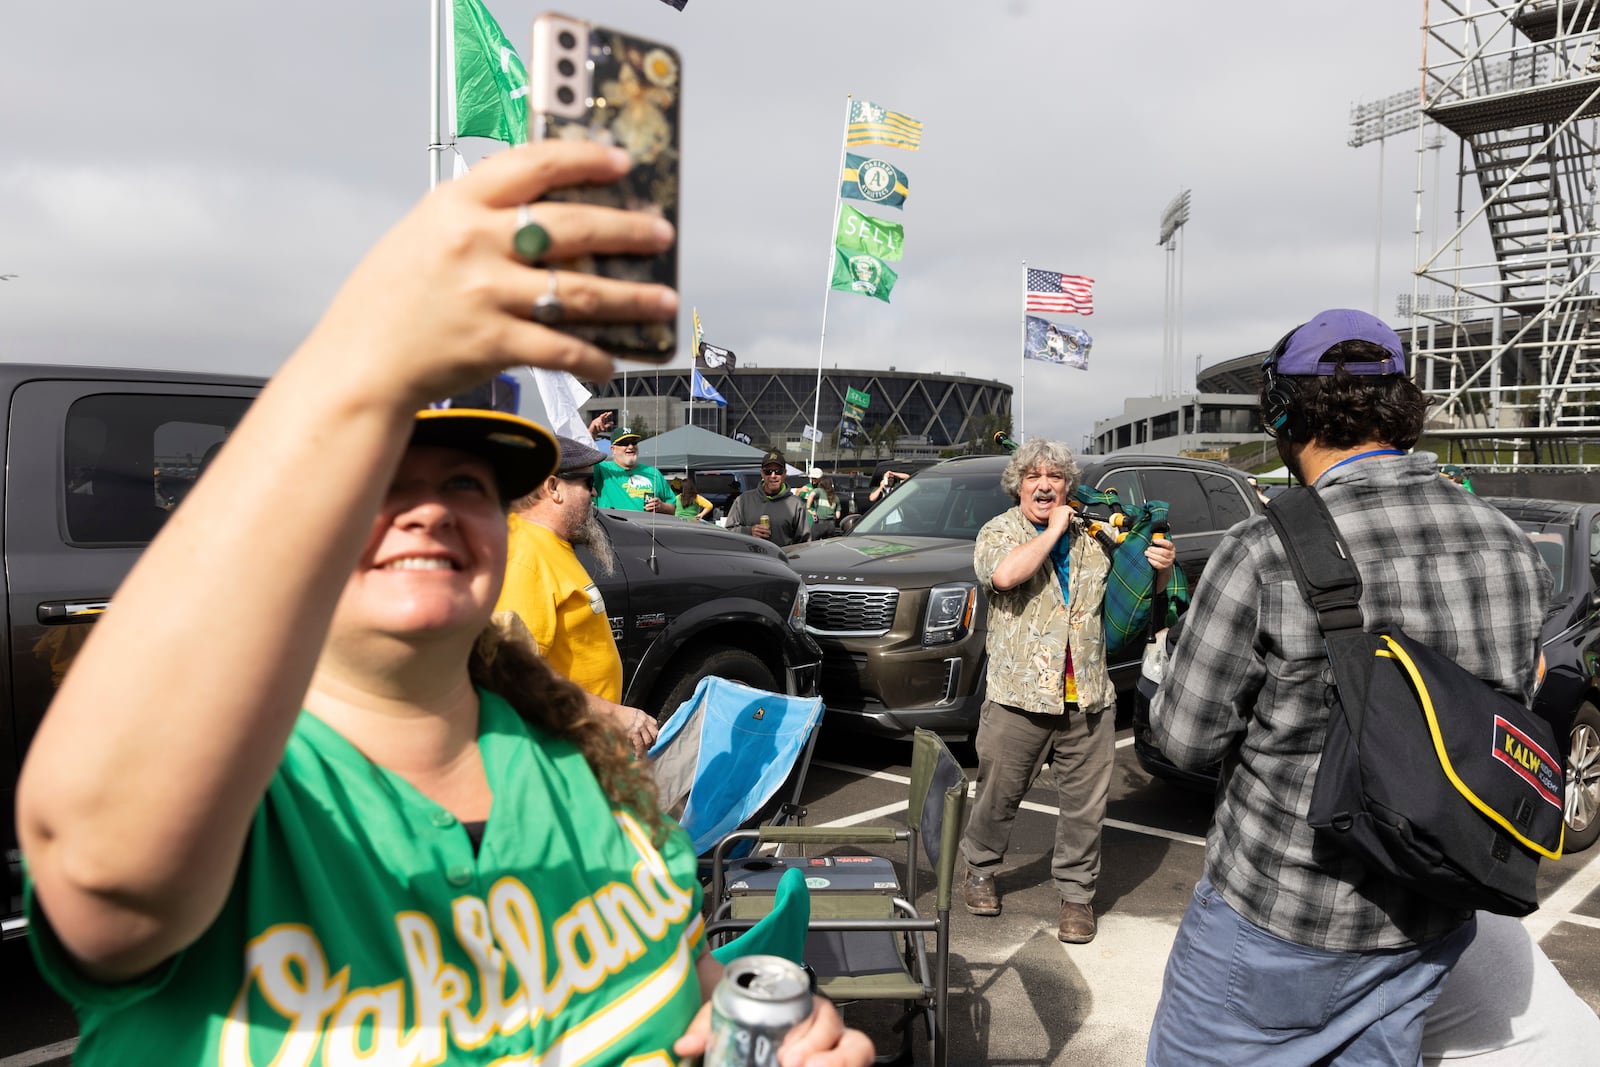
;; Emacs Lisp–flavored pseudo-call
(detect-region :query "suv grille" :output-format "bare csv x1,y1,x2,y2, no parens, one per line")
806,586,900,637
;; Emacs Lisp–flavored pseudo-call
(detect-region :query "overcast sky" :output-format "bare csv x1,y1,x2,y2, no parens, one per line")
3,1,1453,448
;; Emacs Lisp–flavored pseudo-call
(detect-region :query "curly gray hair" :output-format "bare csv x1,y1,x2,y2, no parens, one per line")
1000,439,1080,501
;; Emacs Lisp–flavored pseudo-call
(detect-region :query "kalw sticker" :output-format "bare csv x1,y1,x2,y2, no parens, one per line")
1491,715,1562,809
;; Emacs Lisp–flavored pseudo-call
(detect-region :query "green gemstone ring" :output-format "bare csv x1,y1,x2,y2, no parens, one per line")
513,204,551,263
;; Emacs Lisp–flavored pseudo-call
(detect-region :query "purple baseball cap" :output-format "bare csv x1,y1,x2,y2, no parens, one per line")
1276,309,1406,376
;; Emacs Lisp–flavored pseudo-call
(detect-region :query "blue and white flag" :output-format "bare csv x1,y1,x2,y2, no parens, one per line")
691,368,727,406
1024,315,1091,370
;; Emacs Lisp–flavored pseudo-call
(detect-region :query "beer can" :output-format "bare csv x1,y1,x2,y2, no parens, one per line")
759,514,770,528
704,955,812,1067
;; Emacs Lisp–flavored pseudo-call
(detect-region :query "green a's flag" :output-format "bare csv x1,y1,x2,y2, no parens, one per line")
451,0,528,145
841,153,909,209
835,203,904,262
831,245,899,303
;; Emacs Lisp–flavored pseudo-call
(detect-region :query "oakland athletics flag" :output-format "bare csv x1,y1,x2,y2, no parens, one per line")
839,386,871,441
1024,314,1091,369
451,0,528,144
835,203,904,262
841,153,909,208
846,100,922,151
831,246,899,303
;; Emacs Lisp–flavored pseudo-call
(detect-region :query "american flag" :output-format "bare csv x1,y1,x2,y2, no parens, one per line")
1025,270,1095,315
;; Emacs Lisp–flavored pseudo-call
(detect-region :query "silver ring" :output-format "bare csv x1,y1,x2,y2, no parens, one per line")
531,270,563,325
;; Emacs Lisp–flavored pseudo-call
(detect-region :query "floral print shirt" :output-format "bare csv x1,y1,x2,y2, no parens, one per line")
974,506,1114,716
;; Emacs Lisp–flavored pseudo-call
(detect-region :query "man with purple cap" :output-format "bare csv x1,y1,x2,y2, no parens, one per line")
1146,309,1550,1064
496,435,659,756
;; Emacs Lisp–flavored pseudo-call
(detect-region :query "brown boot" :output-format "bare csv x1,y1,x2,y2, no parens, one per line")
963,868,1000,916
1057,901,1096,943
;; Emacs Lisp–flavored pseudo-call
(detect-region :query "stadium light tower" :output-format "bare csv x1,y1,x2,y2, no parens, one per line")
1158,189,1191,400
1349,89,1420,316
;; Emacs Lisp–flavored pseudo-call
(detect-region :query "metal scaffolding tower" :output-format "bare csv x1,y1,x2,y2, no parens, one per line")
1416,0,1600,437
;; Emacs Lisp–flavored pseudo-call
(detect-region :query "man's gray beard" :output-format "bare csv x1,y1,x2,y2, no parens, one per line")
570,507,616,576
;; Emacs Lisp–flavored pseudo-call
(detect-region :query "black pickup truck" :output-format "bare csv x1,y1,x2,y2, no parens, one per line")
0,364,821,939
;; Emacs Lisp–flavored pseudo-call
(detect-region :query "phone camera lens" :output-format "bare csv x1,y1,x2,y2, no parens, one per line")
557,30,577,49
557,57,575,77
556,86,576,106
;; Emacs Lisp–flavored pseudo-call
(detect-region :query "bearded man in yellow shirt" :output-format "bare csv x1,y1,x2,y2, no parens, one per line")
497,435,658,755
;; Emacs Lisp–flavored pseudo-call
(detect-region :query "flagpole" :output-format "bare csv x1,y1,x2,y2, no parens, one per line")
1018,260,1027,443
430,0,444,189
810,93,854,473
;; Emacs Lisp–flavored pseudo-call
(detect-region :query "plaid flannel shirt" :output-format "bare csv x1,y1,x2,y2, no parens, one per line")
1150,452,1550,950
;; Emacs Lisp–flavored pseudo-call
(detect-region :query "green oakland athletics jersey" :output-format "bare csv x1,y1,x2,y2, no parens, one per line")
593,459,672,510
28,689,706,1066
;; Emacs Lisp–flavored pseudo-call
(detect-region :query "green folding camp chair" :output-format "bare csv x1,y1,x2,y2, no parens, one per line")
704,728,969,1067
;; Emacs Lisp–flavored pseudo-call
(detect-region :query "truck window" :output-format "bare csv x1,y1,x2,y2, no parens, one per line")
64,394,250,544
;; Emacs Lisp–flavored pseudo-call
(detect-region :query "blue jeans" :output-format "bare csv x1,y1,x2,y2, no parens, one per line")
1147,874,1474,1066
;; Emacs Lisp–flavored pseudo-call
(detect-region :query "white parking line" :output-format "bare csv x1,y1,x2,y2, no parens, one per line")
816,800,906,829
1523,844,1600,942
811,759,1207,847
0,1038,77,1067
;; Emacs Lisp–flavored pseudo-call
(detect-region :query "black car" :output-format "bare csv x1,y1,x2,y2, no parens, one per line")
784,453,1264,739
1491,498,1600,851
1131,495,1600,853
690,469,761,519
581,509,823,720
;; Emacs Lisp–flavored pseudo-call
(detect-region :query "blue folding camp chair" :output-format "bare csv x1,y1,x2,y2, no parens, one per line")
648,675,825,856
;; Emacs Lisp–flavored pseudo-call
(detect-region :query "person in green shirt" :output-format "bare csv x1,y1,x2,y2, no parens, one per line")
594,428,675,512
808,474,842,538
673,474,713,520
1441,463,1476,494
16,139,870,1067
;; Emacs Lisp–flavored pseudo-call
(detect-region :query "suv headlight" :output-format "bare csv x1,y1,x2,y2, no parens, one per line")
788,581,809,632
922,583,976,646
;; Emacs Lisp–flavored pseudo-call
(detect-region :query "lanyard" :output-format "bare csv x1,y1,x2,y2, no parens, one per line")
1322,448,1404,477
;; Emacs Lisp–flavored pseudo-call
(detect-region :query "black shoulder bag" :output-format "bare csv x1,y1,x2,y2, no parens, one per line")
1267,486,1564,915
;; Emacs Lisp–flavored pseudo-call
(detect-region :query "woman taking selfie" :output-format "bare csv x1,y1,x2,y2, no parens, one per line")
17,140,871,1067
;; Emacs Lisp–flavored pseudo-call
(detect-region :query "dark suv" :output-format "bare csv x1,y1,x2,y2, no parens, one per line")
783,453,1263,738
583,509,822,718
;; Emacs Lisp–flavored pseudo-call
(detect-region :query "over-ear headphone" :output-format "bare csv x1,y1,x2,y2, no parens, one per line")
1259,324,1304,440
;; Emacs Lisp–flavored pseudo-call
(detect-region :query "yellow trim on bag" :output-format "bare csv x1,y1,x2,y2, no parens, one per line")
1376,638,1564,860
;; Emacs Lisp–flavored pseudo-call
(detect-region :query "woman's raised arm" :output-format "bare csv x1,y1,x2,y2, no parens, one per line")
17,141,676,980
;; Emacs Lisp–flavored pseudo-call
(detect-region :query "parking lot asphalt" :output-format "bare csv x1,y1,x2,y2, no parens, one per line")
796,724,1600,1066
6,721,1600,1066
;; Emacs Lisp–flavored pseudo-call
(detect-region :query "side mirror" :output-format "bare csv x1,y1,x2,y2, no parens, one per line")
840,514,861,535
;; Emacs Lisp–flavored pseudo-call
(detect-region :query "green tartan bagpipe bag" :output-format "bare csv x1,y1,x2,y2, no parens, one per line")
1073,486,1191,657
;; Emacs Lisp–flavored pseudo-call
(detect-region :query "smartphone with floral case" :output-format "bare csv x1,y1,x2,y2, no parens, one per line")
529,13,680,361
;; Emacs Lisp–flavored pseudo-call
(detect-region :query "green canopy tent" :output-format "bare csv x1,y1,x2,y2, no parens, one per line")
635,424,771,471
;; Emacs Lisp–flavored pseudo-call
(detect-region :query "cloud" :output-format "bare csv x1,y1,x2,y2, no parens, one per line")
0,0,1444,446
2,161,405,369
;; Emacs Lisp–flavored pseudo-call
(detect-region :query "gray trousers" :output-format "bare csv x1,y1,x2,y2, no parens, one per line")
959,698,1115,904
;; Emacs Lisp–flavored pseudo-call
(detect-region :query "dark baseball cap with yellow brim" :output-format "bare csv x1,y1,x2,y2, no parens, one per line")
411,408,558,502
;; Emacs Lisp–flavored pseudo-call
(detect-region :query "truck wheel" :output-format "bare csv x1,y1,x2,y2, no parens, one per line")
1565,701,1600,854
651,646,777,725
